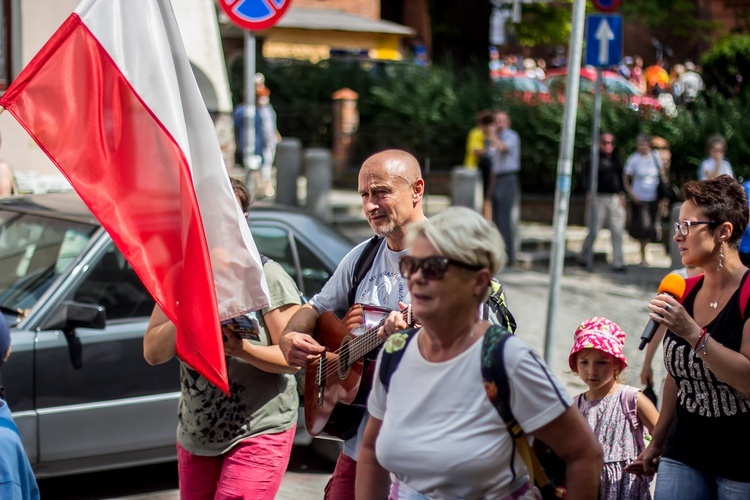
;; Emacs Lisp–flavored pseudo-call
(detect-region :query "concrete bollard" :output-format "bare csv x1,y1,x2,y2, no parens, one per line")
304,148,333,223
275,138,302,207
450,167,482,213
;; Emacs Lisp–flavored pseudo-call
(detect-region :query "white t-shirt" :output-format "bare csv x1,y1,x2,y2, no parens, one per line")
624,152,661,202
368,330,571,499
698,158,733,180
309,237,409,460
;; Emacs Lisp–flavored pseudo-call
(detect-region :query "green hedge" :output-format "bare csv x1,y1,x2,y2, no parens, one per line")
260,59,750,193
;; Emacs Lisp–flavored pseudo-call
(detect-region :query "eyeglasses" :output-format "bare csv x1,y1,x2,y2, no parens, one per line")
601,140,614,145
399,255,483,280
674,220,718,236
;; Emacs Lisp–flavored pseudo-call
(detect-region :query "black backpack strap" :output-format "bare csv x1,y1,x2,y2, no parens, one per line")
487,279,517,334
348,236,384,308
259,253,270,266
480,325,551,492
480,325,515,423
378,327,419,392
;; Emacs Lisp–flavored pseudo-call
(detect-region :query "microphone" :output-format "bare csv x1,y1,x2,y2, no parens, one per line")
638,273,687,351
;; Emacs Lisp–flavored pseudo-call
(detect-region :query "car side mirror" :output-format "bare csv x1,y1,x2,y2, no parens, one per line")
41,300,107,331
40,301,107,370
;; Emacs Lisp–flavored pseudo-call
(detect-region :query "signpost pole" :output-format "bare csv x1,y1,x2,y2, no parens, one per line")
243,30,256,191
543,0,587,364
585,68,603,271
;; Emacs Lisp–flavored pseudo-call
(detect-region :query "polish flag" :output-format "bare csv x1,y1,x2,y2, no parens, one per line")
0,0,271,394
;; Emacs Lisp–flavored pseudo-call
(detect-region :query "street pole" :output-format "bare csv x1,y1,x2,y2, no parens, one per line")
244,30,256,191
543,0,587,364
585,68,603,271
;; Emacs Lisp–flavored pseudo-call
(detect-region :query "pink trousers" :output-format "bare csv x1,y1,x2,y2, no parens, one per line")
177,427,295,500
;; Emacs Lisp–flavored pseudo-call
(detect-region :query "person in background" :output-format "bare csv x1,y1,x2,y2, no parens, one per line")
488,111,521,266
356,207,602,499
698,134,733,181
569,316,659,499
255,76,280,199
0,318,40,499
629,56,647,94
464,110,497,220
676,61,704,103
579,132,626,272
143,177,302,500
626,175,750,497
645,60,670,96
623,134,664,267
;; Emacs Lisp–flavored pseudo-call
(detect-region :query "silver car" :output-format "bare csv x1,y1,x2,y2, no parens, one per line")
0,193,351,478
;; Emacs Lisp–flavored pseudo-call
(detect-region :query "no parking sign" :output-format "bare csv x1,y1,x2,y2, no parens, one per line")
218,0,293,31
592,0,621,12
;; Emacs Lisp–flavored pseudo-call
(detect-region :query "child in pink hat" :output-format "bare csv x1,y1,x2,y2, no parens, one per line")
569,316,659,499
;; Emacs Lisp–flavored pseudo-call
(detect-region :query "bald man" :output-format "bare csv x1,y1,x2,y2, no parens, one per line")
279,149,426,499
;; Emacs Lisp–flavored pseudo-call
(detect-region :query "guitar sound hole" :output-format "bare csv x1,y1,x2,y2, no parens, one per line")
337,336,352,380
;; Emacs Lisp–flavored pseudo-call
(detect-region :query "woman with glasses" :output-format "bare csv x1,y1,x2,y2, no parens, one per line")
355,207,603,499
626,175,750,497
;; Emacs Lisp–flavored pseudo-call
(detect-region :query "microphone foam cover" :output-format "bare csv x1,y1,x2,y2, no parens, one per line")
658,273,687,300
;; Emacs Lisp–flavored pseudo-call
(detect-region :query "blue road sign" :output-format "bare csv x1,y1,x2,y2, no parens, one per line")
585,14,623,67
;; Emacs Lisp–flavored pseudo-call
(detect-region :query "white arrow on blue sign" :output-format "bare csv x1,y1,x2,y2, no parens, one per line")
585,14,623,67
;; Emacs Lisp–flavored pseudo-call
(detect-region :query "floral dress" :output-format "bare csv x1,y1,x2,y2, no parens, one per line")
577,386,652,500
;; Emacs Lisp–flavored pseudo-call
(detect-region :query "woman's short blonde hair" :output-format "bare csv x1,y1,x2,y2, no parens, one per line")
406,207,506,297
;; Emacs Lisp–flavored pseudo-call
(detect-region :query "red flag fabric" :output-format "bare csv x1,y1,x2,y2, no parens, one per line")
0,0,271,395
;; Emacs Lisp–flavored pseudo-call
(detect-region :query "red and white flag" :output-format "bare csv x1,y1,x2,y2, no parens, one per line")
0,0,271,394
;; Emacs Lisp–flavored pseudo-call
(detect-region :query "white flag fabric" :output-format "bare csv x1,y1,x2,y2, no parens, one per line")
0,0,270,393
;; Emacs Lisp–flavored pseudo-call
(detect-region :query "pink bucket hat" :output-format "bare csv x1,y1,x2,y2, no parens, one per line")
568,316,628,371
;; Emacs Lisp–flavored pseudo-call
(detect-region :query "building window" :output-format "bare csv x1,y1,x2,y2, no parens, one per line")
0,0,10,90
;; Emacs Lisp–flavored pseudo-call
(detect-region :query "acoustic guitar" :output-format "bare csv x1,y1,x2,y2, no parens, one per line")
304,303,414,440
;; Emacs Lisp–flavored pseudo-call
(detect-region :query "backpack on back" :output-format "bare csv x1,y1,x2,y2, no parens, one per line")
379,325,559,499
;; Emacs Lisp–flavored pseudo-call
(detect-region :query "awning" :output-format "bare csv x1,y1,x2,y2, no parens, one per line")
219,7,415,37
275,8,415,35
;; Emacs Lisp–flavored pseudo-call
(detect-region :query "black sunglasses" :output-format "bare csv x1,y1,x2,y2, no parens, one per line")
399,255,483,280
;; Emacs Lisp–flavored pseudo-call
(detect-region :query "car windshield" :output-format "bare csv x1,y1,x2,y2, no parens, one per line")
0,211,97,314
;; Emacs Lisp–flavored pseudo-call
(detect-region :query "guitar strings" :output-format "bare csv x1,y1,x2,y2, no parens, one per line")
318,308,412,380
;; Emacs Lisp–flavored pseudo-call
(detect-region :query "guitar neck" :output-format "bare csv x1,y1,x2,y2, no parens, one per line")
346,306,413,364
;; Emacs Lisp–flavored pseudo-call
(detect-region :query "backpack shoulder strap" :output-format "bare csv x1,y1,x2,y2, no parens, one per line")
378,327,419,393
619,385,645,451
480,325,550,490
348,236,384,308
680,274,703,305
739,270,750,321
486,279,517,334
259,253,270,266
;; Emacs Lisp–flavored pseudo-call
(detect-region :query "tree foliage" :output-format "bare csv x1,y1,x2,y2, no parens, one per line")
620,0,717,40
701,35,750,97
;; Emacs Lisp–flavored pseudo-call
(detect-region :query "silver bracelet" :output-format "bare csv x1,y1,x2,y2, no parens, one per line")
696,330,711,355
